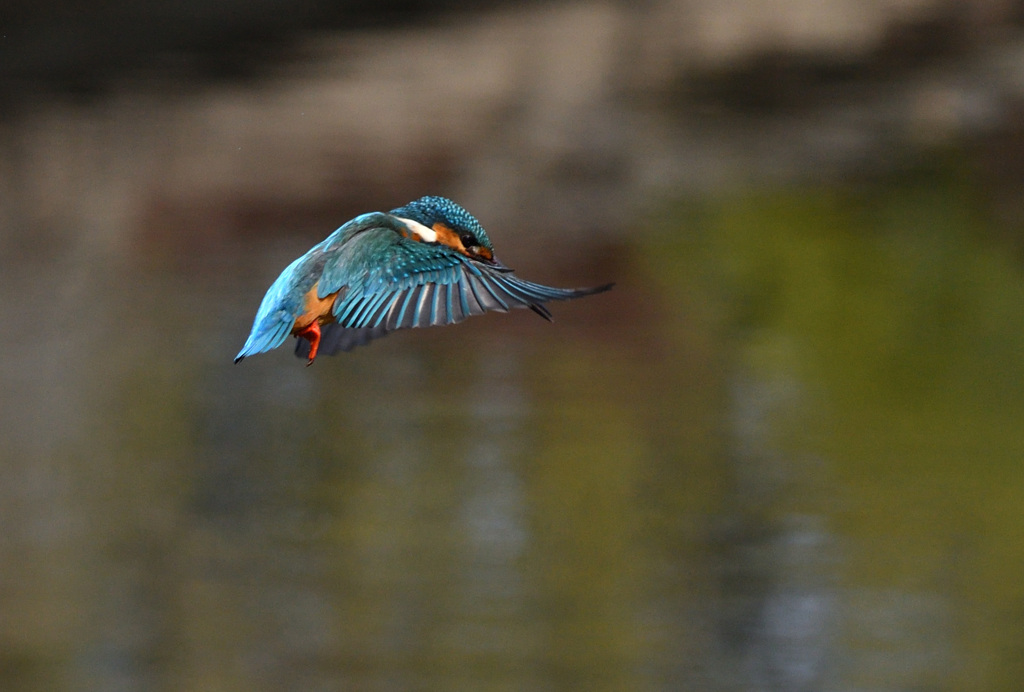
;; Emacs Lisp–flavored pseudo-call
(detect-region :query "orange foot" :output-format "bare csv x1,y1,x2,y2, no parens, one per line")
295,321,322,366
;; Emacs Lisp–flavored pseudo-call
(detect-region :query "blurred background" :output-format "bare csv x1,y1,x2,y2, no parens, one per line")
3,1,1024,690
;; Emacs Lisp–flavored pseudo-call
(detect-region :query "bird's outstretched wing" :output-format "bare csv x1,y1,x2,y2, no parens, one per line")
301,225,612,356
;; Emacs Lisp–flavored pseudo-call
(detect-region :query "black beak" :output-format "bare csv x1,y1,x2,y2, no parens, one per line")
486,255,513,272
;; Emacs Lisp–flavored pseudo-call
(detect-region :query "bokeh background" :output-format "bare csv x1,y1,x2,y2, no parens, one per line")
3,1,1024,690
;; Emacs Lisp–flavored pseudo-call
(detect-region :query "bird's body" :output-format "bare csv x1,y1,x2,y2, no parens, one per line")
235,196,612,364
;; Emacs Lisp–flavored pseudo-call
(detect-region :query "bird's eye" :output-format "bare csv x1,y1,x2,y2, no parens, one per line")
459,233,477,249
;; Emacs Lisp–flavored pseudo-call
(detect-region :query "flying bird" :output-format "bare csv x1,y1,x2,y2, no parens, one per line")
235,196,612,364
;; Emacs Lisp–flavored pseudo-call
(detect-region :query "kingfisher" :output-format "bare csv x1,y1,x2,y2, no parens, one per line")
235,196,613,364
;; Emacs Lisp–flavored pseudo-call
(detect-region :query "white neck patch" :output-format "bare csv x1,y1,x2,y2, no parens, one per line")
397,217,438,243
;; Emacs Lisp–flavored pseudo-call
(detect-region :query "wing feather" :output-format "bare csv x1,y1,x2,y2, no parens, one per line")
456,272,473,318
355,290,393,328
392,284,419,329
443,282,457,324
471,274,510,312
369,292,396,329
457,268,487,317
414,284,436,328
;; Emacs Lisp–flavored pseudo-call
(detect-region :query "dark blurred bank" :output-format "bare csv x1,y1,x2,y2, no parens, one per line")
3,2,1024,691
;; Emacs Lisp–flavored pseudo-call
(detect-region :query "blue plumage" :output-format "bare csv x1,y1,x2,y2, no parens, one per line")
235,196,612,364
235,254,314,357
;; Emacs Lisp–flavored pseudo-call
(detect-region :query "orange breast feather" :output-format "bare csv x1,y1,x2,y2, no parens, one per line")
293,283,339,332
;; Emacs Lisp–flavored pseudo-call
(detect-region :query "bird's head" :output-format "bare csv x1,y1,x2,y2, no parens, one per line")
391,196,499,265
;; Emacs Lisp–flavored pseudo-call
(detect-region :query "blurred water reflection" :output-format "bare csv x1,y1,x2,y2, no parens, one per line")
5,151,1024,690
4,7,1024,690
